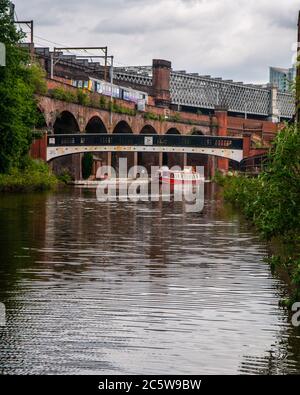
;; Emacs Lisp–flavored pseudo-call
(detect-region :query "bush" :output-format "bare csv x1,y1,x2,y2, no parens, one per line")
77,89,90,106
49,87,78,103
99,96,107,109
173,113,181,122
215,124,300,302
218,124,300,240
49,87,63,100
144,112,159,121
64,91,77,103
28,63,47,95
0,158,58,192
57,169,72,184
31,130,44,139
108,101,136,116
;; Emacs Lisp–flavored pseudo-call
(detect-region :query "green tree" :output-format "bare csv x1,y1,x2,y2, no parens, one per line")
254,124,300,239
0,0,43,173
82,152,93,179
296,67,300,122
221,124,300,240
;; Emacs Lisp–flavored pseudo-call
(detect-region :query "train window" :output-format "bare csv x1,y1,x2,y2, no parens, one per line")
98,82,104,94
113,87,119,97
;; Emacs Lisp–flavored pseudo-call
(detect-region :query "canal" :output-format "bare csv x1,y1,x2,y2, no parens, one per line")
0,185,299,374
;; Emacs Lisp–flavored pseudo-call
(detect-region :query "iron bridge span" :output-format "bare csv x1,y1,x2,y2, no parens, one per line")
47,133,244,162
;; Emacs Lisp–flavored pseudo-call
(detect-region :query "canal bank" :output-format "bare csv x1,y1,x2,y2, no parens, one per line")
0,159,58,193
0,185,299,374
214,124,300,305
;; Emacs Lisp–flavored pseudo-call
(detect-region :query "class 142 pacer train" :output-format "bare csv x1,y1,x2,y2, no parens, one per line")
71,77,149,105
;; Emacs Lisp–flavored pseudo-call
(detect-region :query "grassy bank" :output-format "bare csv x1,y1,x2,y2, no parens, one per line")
214,124,300,304
0,159,58,192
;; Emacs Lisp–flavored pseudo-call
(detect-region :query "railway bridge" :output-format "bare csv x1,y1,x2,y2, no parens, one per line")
31,78,280,179
46,133,244,162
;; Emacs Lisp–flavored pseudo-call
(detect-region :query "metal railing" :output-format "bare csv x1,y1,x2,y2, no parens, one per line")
239,154,269,174
48,133,243,150
115,70,295,118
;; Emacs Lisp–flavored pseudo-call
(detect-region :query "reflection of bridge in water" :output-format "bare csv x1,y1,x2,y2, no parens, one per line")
47,133,244,163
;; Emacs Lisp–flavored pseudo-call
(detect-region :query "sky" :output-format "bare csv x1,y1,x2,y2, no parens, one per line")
13,0,300,84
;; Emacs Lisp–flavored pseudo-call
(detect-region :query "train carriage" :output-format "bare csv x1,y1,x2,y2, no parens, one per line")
72,77,148,105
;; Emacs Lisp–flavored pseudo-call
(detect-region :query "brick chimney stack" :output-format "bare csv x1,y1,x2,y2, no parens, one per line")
152,59,171,108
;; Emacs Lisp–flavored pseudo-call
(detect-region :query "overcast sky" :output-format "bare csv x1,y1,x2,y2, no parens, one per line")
13,0,300,83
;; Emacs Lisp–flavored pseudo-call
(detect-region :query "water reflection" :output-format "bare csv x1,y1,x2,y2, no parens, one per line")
0,186,299,374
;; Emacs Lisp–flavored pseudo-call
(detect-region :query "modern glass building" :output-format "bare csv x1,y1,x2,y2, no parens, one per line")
269,66,296,92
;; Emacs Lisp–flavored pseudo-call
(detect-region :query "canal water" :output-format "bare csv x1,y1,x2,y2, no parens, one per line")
0,185,299,375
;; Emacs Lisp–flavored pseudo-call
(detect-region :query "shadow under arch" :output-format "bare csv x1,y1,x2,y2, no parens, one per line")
52,111,81,179
188,129,209,177
112,121,134,173
82,115,109,177
113,120,133,134
191,129,204,135
85,116,107,134
53,111,80,134
165,127,180,135
139,125,158,172
140,125,157,135
163,128,182,167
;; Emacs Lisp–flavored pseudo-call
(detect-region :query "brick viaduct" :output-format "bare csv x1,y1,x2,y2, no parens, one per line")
31,78,280,179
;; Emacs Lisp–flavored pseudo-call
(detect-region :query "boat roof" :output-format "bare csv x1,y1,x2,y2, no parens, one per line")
159,166,195,173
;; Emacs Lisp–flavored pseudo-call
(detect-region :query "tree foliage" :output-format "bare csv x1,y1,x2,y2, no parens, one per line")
0,0,45,173
222,124,300,240
82,152,93,180
255,125,300,238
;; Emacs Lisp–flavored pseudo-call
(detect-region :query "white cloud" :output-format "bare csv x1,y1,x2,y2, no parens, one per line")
13,0,300,83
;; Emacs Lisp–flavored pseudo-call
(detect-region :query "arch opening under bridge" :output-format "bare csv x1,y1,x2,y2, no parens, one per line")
85,116,107,134
187,129,209,176
53,111,80,135
84,116,108,177
51,111,81,179
164,128,182,167
112,121,134,172
139,125,158,172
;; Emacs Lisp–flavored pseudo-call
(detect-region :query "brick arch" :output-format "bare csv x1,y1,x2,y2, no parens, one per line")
113,120,133,134
37,103,47,118
140,125,157,134
53,111,80,134
191,128,205,135
35,105,48,129
85,115,107,133
36,102,53,128
165,127,181,134
111,116,135,133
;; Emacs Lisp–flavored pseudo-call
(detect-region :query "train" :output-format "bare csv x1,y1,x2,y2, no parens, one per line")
71,77,148,105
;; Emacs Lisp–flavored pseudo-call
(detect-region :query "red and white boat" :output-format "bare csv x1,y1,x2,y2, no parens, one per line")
157,166,203,185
